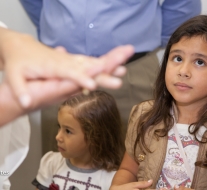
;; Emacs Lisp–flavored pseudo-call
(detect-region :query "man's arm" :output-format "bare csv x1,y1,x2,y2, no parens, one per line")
161,0,201,47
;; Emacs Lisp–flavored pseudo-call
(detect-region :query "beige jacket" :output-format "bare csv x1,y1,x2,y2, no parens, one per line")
125,101,207,190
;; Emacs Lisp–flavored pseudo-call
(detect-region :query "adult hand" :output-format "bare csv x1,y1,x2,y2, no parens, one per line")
0,27,134,126
0,27,134,107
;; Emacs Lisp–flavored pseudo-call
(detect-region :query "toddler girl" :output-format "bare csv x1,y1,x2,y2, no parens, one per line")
32,90,124,190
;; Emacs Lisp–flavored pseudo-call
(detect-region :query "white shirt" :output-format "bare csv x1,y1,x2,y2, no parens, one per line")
34,151,116,190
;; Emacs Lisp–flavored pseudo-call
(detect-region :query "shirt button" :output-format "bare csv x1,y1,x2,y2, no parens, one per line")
89,23,94,28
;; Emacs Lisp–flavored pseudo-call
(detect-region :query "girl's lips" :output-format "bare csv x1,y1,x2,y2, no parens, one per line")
58,146,65,151
174,82,192,90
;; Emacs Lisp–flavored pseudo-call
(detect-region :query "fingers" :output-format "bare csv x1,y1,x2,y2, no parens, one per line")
4,62,32,107
38,52,103,90
94,66,126,89
95,74,123,89
100,45,134,73
42,46,129,91
131,179,153,189
53,61,97,89
52,45,131,87
47,53,100,89
5,44,133,108
74,45,131,89
112,66,126,77
26,79,79,109
6,55,96,108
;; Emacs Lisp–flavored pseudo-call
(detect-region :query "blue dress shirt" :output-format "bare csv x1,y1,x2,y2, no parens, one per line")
20,0,201,56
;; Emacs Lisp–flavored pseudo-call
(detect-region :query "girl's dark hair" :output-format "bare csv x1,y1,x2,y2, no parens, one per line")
134,15,207,167
60,90,124,171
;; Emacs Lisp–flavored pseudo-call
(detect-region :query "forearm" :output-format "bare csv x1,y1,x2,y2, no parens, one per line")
110,167,153,190
111,168,137,186
111,151,138,186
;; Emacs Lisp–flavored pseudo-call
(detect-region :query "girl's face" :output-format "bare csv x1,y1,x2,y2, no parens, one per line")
56,106,90,163
165,36,207,109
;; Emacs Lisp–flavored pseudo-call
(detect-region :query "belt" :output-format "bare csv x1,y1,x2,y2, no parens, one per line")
126,52,148,64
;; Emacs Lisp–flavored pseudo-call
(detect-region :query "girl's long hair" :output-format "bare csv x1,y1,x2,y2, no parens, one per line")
134,15,207,167
60,90,124,171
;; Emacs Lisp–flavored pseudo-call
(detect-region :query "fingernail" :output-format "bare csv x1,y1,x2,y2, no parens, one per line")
147,179,152,183
19,94,31,108
110,78,122,86
175,184,179,189
86,80,96,89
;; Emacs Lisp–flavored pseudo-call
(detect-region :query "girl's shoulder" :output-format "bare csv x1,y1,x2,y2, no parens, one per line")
42,151,62,159
40,151,64,168
126,100,155,155
136,100,154,112
129,100,154,121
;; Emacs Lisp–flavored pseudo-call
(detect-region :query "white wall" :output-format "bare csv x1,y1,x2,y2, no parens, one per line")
0,0,207,190
202,0,207,14
0,1,36,36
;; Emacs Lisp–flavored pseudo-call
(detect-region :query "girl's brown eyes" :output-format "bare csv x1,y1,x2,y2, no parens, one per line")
173,56,182,62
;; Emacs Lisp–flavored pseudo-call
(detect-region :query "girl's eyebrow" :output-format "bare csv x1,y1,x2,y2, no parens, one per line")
61,124,74,130
192,53,207,60
169,49,183,54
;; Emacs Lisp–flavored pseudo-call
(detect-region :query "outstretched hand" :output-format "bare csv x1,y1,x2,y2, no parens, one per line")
0,27,134,126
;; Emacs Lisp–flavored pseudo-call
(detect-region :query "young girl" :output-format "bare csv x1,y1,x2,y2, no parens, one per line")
110,15,207,190
32,90,124,190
